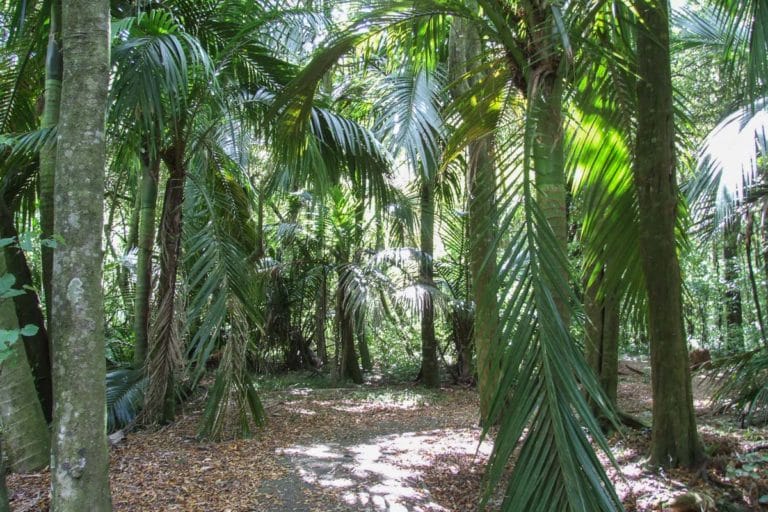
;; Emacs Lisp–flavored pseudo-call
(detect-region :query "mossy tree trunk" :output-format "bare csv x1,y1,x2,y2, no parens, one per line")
50,0,112,507
133,150,160,367
633,0,703,468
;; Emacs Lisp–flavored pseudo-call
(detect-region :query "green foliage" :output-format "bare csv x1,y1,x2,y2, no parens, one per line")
106,368,147,432
708,348,768,425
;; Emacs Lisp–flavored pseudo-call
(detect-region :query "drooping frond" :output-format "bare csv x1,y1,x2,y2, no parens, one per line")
183,138,267,439
482,137,622,512
374,68,445,179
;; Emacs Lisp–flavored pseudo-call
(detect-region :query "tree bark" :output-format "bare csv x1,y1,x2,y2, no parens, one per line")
0,199,53,422
419,180,440,388
532,71,569,323
336,269,363,384
584,269,619,408
0,254,50,473
133,151,159,367
633,0,703,468
449,15,500,420
39,0,63,330
50,0,112,507
145,145,185,424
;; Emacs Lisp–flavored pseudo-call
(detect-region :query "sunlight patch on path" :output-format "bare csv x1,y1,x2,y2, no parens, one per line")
281,428,491,511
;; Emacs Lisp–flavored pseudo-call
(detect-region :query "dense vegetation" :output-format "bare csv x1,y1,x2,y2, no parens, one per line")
0,0,767,510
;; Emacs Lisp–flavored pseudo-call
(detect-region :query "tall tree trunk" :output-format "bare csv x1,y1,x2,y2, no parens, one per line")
419,180,440,388
133,152,160,367
532,72,569,322
723,217,743,351
39,0,62,329
0,199,52,422
449,15,500,420
633,0,703,468
51,0,112,507
468,138,499,420
0,254,50,472
145,145,185,424
352,198,372,372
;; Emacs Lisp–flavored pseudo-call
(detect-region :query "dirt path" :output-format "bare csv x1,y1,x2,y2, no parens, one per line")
8,386,489,511
258,387,490,512
7,366,768,511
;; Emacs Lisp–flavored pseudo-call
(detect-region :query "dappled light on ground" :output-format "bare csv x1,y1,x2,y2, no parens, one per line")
282,428,492,511
6,369,767,511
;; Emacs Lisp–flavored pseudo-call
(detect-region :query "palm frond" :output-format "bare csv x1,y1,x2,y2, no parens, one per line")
106,367,147,432
686,97,768,225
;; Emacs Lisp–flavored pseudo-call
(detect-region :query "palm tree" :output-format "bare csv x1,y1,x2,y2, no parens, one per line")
632,0,703,467
272,1,625,508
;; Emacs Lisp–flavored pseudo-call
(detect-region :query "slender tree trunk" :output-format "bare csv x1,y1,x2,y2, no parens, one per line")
633,0,703,468
468,137,499,420
449,16,500,419
723,217,743,351
0,199,53,422
51,0,112,507
0,254,50,472
125,188,141,252
133,152,160,366
419,180,440,388
356,316,372,372
584,269,620,408
315,267,328,365
761,202,768,300
746,213,768,349
532,72,569,323
39,0,62,329
450,308,474,384
145,145,185,424
353,200,372,372
336,269,362,384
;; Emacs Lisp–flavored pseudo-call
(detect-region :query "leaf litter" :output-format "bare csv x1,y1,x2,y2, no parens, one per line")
6,364,768,511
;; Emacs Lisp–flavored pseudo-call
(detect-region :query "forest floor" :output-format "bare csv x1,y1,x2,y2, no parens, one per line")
7,359,768,511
